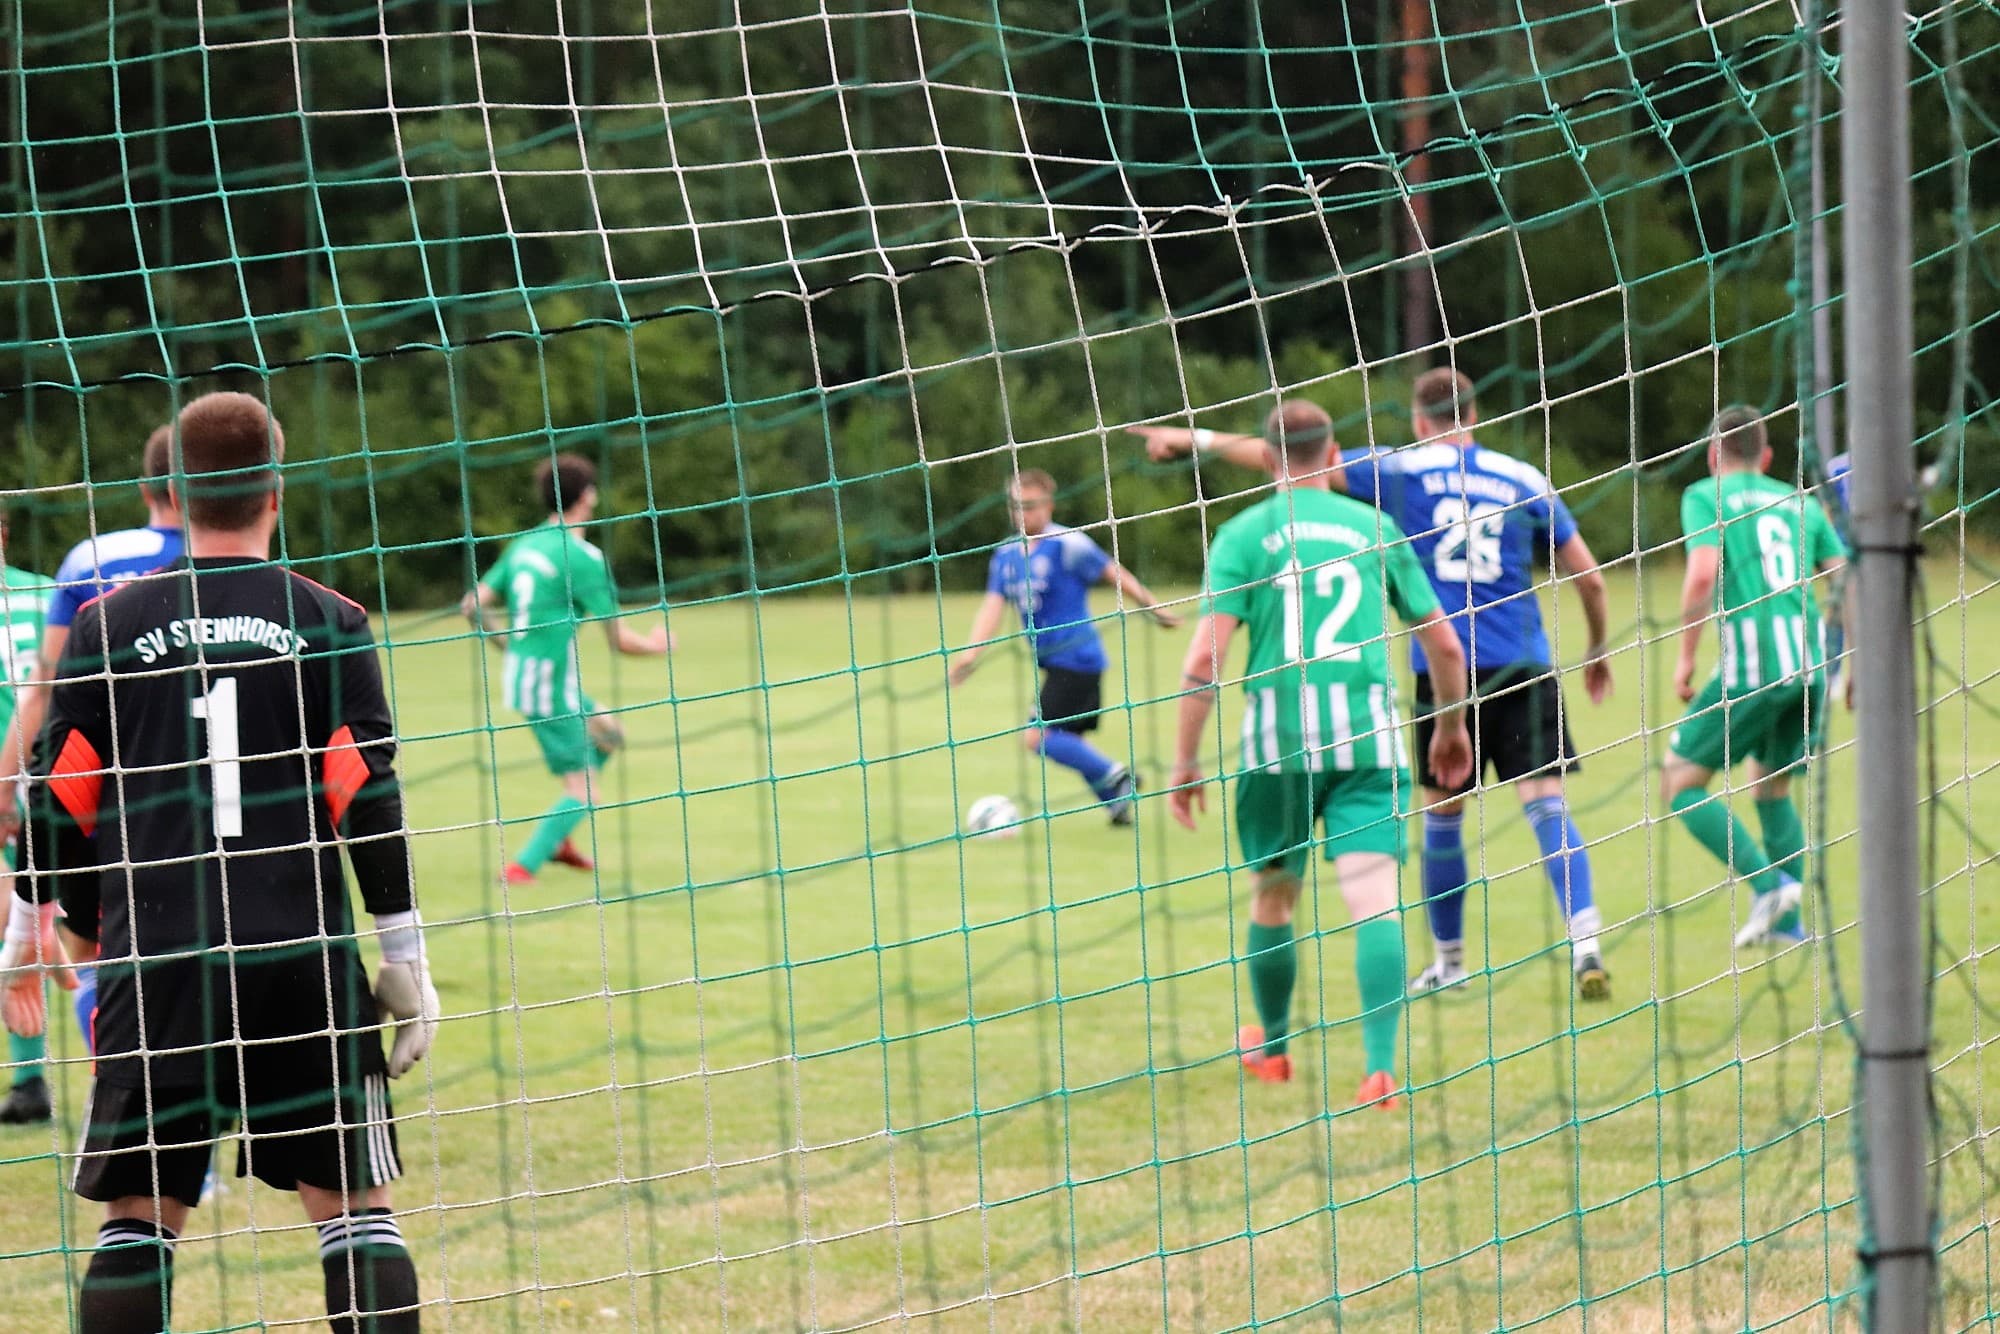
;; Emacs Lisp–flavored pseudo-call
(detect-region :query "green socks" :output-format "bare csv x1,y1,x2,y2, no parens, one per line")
1756,795,1807,932
1670,788,1786,897
8,1029,44,1086
1354,918,1405,1078
1756,795,1806,881
517,795,589,873
1244,921,1295,1057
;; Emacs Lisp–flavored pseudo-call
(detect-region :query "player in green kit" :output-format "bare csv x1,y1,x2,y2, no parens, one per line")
1664,406,1847,950
0,512,64,1124
1169,401,1473,1109
463,454,672,884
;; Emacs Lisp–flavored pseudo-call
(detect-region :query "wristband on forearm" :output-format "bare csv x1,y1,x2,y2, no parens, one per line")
4,894,38,947
1191,428,1215,453
373,910,424,964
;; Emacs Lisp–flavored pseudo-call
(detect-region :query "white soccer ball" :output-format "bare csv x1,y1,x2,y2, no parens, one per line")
963,794,1022,840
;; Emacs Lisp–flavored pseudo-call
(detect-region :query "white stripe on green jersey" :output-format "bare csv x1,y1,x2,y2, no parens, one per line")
478,520,618,719
1206,487,1440,774
1680,471,1847,695
0,565,54,736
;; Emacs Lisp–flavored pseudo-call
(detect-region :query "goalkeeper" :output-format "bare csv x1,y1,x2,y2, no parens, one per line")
7,392,437,1333
463,453,671,885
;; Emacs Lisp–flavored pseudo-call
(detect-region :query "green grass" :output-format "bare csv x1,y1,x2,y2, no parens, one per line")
4,561,1998,1331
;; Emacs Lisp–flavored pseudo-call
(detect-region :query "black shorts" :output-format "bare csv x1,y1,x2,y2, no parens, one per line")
1034,666,1102,734
73,1028,399,1208
1414,667,1578,795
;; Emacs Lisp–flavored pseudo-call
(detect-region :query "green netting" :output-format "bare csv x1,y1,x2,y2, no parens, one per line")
4,1,1998,1329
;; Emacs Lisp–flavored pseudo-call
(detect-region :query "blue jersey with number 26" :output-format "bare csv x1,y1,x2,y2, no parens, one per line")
1341,443,1577,673
985,524,1112,673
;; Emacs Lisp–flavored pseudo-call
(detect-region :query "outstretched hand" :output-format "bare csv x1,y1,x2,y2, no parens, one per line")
1126,425,1193,463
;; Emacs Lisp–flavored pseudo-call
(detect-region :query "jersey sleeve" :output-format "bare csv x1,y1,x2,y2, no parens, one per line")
1680,483,1720,549
1382,521,1443,623
1810,498,1849,565
18,610,111,922
321,601,414,918
569,543,620,620
1204,523,1257,622
477,549,507,596
1062,531,1112,582
1340,448,1383,507
984,549,1008,595
41,544,92,630
1542,488,1579,545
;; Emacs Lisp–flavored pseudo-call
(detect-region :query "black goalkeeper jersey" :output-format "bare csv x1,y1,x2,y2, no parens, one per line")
21,556,413,1087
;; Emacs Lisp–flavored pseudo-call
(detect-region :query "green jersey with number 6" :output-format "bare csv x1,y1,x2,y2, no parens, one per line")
1680,471,1845,695
478,520,619,719
0,564,54,738
1205,488,1441,774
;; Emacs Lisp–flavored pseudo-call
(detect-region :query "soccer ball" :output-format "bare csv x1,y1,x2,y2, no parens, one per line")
963,794,1022,840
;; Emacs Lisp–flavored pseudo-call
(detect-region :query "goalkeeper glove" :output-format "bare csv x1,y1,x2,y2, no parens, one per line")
371,911,440,1079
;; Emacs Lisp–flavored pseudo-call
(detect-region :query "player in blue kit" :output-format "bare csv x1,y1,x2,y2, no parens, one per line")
1132,368,1616,998
0,424,183,1122
950,468,1180,824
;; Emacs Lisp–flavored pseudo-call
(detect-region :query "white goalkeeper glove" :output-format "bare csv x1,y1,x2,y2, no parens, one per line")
372,911,440,1079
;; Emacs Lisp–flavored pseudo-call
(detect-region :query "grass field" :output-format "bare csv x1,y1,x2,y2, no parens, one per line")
3,560,1997,1332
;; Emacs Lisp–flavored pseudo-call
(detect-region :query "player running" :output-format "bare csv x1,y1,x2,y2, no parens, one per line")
1134,368,1616,1000
949,468,1179,825
1664,406,1847,950
1168,401,1472,1108
463,453,671,885
0,511,62,1125
10,392,437,1333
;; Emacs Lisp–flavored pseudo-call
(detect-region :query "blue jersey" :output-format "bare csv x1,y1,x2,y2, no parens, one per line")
1341,443,1577,672
47,525,185,630
1824,452,1851,512
985,523,1113,673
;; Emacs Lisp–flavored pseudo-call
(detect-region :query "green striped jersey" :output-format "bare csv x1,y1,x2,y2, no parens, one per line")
0,565,53,736
1680,472,1846,694
1205,487,1440,773
476,521,619,718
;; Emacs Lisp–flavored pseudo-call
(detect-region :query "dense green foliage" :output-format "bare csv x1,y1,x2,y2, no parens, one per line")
5,2,1996,606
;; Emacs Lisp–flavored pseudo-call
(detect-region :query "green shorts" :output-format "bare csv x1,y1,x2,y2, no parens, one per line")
1669,676,1827,774
526,700,611,777
1233,767,1410,876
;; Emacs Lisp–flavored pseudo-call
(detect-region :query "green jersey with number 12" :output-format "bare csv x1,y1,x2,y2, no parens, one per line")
1680,471,1846,695
478,520,619,719
1205,488,1441,774
0,565,54,737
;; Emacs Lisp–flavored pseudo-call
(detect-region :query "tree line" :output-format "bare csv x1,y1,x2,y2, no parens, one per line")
5,0,1992,608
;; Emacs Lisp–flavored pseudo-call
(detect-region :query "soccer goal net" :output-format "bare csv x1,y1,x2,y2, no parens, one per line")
4,2,1996,1330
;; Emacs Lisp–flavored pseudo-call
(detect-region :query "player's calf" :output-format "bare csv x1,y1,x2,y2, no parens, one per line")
80,1218,177,1334
320,1207,421,1333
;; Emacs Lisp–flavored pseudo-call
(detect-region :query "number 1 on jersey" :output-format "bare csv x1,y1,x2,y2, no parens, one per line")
190,676,244,839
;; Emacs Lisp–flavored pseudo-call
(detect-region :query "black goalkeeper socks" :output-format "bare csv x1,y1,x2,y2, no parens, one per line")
320,1207,421,1332
79,1218,176,1334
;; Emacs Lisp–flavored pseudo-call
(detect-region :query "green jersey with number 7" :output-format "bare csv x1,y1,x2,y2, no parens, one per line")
1678,472,1845,696
1204,488,1442,774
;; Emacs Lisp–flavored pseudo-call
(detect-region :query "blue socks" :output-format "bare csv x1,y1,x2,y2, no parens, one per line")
1525,795,1602,945
1421,811,1468,963
1037,728,1117,793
